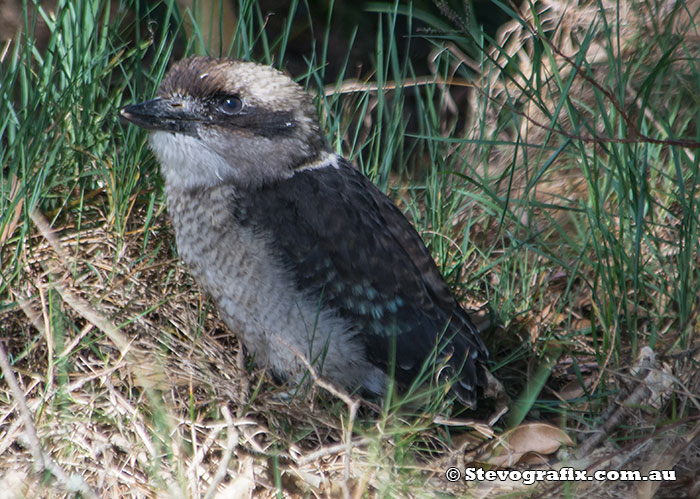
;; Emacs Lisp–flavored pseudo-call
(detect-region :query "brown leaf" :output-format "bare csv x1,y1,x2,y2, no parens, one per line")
477,423,574,467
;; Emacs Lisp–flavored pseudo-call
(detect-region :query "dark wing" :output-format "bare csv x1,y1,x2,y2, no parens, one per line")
239,158,488,406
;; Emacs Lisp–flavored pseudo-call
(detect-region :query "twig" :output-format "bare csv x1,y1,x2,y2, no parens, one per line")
634,418,700,498
283,341,361,499
203,406,239,499
0,341,99,499
576,380,653,458
575,349,665,458
30,209,131,354
519,19,700,149
294,437,372,467
324,75,472,97
437,5,700,151
496,98,700,149
0,343,45,471
540,416,700,498
52,279,131,354
283,342,359,409
28,209,71,264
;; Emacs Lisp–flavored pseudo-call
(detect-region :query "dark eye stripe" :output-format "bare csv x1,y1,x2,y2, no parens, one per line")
207,108,296,138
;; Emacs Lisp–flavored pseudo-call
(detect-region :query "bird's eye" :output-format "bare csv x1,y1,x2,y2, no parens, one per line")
219,96,243,115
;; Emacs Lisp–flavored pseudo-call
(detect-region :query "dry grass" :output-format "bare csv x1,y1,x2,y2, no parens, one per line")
0,208,493,497
0,207,362,496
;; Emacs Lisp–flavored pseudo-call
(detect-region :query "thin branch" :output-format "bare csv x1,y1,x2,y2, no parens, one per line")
203,406,240,499
29,209,131,354
294,437,372,467
283,341,361,499
324,75,473,97
519,17,700,149
0,341,99,499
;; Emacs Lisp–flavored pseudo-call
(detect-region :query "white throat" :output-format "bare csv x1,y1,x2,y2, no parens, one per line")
149,131,231,191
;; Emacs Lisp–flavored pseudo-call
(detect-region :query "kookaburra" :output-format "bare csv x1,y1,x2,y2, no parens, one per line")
120,57,490,408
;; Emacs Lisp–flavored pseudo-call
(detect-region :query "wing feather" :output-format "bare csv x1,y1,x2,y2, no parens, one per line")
237,158,488,404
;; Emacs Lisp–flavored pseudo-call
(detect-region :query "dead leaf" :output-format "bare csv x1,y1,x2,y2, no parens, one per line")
476,423,574,467
557,376,595,401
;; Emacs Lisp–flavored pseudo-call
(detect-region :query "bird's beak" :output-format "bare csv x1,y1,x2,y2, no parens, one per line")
120,97,198,135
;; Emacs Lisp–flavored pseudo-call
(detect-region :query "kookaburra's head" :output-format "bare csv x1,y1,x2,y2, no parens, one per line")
121,57,330,190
